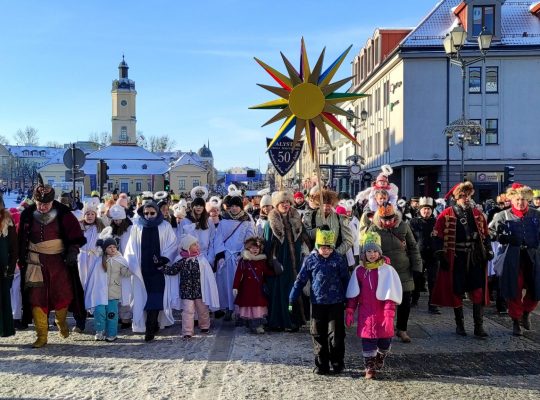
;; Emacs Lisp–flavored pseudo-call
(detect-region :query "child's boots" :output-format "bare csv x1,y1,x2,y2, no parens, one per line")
364,356,377,379
375,350,389,370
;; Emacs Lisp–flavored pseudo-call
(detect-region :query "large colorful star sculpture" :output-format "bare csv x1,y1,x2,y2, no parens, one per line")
250,38,368,160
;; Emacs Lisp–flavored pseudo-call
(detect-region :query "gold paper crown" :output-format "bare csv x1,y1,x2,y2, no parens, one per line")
533,190,540,198
315,229,336,248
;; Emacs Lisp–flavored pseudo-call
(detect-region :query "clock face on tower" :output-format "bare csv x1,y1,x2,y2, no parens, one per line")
121,100,128,107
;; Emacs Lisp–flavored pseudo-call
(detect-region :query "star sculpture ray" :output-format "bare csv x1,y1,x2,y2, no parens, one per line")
250,38,368,160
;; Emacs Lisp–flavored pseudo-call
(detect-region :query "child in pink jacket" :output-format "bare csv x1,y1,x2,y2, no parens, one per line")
345,231,402,379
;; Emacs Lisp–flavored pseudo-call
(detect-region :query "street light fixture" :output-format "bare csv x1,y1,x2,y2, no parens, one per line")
346,108,367,195
443,25,492,184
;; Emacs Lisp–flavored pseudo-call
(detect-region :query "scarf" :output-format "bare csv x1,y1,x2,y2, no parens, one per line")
180,249,200,258
511,205,528,218
364,258,385,270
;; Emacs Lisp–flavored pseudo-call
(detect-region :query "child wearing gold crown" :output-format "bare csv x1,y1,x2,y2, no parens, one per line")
345,231,403,379
289,226,350,375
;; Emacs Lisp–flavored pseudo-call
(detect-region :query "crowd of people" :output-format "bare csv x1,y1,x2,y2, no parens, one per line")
1,164,539,380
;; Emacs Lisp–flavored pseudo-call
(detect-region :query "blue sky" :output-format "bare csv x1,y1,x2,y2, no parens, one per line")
0,0,436,170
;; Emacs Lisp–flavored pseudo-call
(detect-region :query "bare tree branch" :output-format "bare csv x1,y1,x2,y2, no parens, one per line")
13,126,39,146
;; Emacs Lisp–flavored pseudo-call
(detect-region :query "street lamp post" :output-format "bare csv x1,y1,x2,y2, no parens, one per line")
346,108,368,195
443,26,492,183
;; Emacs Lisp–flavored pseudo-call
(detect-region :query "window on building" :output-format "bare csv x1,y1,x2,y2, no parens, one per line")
47,179,54,185
362,53,367,79
469,67,482,93
108,182,113,191
119,126,128,143
136,181,142,191
367,95,373,116
360,139,366,158
147,181,152,191
375,88,381,112
142,164,147,170
192,179,200,188
469,119,482,146
383,128,390,152
383,81,390,106
473,5,495,36
179,179,186,190
375,132,381,155
485,66,498,93
23,150,29,156
367,136,373,157
485,119,498,144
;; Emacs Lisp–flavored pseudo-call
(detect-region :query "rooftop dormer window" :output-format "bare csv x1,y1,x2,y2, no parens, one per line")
472,5,495,36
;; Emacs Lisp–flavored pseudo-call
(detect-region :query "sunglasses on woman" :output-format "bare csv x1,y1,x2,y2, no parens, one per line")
144,211,157,216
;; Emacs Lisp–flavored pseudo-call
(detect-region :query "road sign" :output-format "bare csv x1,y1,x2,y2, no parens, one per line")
65,170,85,182
63,147,86,169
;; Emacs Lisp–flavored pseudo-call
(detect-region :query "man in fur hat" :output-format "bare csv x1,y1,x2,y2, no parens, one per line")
432,181,493,338
18,177,87,347
303,189,353,256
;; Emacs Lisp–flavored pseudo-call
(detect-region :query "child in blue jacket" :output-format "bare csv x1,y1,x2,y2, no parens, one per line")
289,226,349,375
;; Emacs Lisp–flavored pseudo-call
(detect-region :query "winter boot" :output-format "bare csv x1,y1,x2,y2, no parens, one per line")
473,304,488,338
454,307,466,336
145,310,159,342
522,312,532,330
512,319,523,336
375,350,389,371
54,308,70,338
31,307,49,348
364,356,377,379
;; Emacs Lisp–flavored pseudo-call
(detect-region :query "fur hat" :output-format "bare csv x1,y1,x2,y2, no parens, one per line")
361,231,383,254
418,197,434,209
506,183,533,201
108,204,126,220
180,234,199,251
33,174,55,203
446,181,475,200
227,196,243,209
310,189,339,207
315,226,336,249
260,194,273,207
272,191,294,208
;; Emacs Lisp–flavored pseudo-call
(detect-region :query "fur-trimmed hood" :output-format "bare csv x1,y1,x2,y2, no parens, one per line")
267,207,303,243
241,250,267,261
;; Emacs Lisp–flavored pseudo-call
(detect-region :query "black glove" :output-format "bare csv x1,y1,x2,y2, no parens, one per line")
153,255,170,267
436,252,449,271
497,234,510,245
65,248,79,268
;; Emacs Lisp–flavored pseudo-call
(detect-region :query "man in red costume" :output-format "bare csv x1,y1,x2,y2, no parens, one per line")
18,177,86,347
432,181,493,338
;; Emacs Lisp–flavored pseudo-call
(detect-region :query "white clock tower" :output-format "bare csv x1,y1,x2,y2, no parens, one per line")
111,56,137,145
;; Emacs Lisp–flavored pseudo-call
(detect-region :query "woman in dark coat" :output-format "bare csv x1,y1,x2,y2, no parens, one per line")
0,195,18,337
489,183,540,336
264,191,310,331
367,202,422,343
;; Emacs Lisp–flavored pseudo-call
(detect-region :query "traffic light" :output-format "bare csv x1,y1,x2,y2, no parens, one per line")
164,179,170,191
504,165,515,187
435,181,442,194
97,159,109,197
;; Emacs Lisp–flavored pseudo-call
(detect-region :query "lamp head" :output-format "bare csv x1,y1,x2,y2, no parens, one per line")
360,109,368,122
478,27,493,53
450,25,467,51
